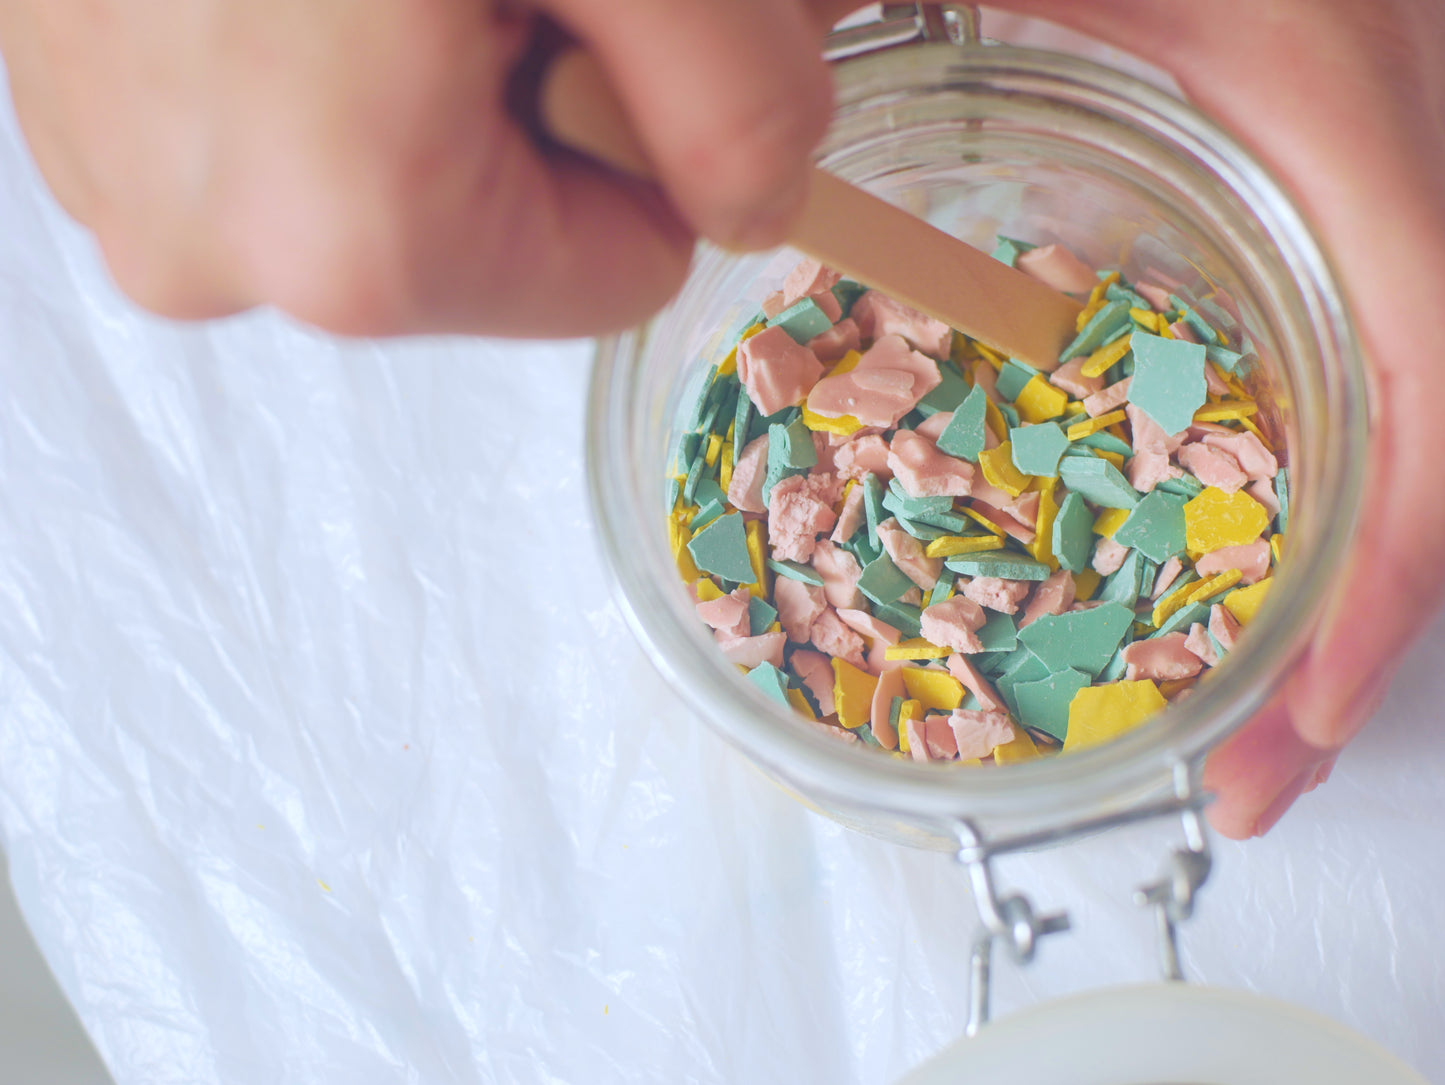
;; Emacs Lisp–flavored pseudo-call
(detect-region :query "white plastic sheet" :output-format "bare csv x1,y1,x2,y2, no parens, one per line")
0,22,1443,1085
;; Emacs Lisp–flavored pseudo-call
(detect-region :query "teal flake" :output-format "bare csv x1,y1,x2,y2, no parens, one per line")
1099,549,1145,607
1153,601,1211,638
1151,566,1197,601
996,650,1050,717
1072,430,1134,457
1061,300,1132,361
1156,474,1204,498
893,515,951,542
746,661,792,707
683,364,719,430
665,476,680,512
689,501,725,531
1013,668,1090,741
1018,602,1134,677
1114,490,1188,563
1058,456,1140,509
1011,422,1069,477
682,451,707,504
918,362,971,416
1275,468,1290,534
998,403,1021,429
768,558,825,586
1100,646,1129,682
927,576,954,609
858,553,915,606
1052,491,1095,573
687,513,754,583
944,551,1051,581
873,600,923,639
1205,344,1247,374
831,279,868,317
936,384,989,462
732,384,755,466
976,611,1018,652
1105,282,1152,310
863,473,886,548
763,417,816,504
886,480,952,517
992,236,1033,266
747,596,777,635
1127,331,1208,436
768,297,836,344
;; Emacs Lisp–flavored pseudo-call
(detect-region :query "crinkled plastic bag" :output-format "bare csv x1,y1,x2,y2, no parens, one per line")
0,23,1442,1085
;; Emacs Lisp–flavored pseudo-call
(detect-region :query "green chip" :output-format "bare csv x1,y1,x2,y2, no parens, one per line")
687,513,755,583
1013,668,1091,741
1061,299,1132,361
1113,489,1188,563
863,473,886,549
1058,455,1140,509
996,359,1038,402
1052,491,1095,573
873,600,923,639
858,553,915,606
936,384,989,462
1153,601,1211,638
918,361,971,416
1127,331,1208,437
746,661,792,706
1098,548,1145,607
1275,467,1290,534
1011,422,1069,477
1156,474,1204,498
944,551,1052,581
731,385,755,467
768,296,836,344
991,236,1033,266
763,416,816,504
831,279,868,316
976,611,1019,652
1072,430,1134,457
1017,602,1134,677
768,558,825,586
747,596,778,634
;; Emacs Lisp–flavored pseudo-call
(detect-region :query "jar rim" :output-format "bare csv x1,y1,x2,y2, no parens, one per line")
587,42,1368,833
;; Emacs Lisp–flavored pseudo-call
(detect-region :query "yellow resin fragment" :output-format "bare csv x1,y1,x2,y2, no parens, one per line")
717,348,739,378
744,518,771,599
802,402,865,436
1151,580,1199,628
1129,308,1160,333
926,534,1004,559
901,667,966,712
973,341,1006,369
1223,578,1273,626
1065,680,1167,752
741,321,766,343
1158,321,1175,339
704,433,723,467
1194,399,1259,423
1014,376,1068,423
718,448,734,492
1027,477,1060,570
832,658,879,729
1158,678,1194,699
766,621,783,636
1095,449,1126,472
786,687,817,720
1183,487,1272,554
886,638,952,661
1185,568,1242,606
1237,415,1274,450
828,349,864,377
670,516,701,581
897,699,924,753
963,507,1008,536
1081,334,1133,379
984,399,1009,442
1093,507,1131,538
1270,534,1285,564
1074,568,1102,601
979,443,1031,497
1075,272,1119,330
993,728,1042,765
1068,409,1126,440
694,578,724,603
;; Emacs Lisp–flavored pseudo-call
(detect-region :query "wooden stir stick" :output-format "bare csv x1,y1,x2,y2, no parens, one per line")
540,49,1082,371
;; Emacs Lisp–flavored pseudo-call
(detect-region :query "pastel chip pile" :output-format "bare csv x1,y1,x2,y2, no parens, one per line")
668,247,1289,765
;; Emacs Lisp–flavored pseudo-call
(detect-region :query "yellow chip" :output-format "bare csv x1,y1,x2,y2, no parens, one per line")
984,398,1009,443
832,658,879,729
786,687,817,720
1068,410,1126,441
1222,578,1273,626
925,534,1005,559
1158,321,1175,339
829,349,864,376
717,348,739,378
1093,507,1131,538
963,506,1008,536
1185,568,1242,606
1074,568,1102,601
897,698,925,753
901,667,966,712
973,342,1006,369
1270,534,1285,564
1080,333,1133,379
979,443,1031,497
1014,376,1069,423
1075,272,1119,330
740,322,766,342
801,402,865,436
992,728,1042,765
1151,578,1199,628
1064,680,1167,752
671,518,701,581
1027,477,1061,570
744,518,771,599
1193,400,1259,423
694,578,724,603
1237,415,1274,450
718,448,734,493
1129,308,1160,333
885,638,953,661
1095,449,1126,472
1158,678,1194,699
704,433,723,467
1183,487,1272,553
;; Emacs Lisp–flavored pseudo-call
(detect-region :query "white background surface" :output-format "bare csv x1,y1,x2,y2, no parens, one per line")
0,16,1442,1085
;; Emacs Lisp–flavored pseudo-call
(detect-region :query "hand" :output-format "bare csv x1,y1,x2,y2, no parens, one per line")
971,0,1445,837
0,0,840,336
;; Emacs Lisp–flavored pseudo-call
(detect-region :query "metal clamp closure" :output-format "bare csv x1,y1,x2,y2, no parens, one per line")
824,4,981,63
956,761,1213,1035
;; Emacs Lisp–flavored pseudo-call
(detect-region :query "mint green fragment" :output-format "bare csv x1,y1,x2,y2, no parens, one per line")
1098,549,1145,607
687,513,755,583
731,384,754,467
767,297,835,344
1061,300,1132,361
873,600,923,639
1153,601,1212,638
1100,646,1129,682
976,611,1018,652
1058,455,1140,509
1113,489,1188,563
919,362,971,416
936,384,989,462
1014,668,1091,741
746,661,793,706
1072,430,1133,457
991,236,1034,266
768,558,825,586
1127,331,1208,436
996,360,1038,401
1205,344,1247,374
747,596,777,634
944,551,1051,581
857,553,915,606
863,473,886,548
1011,422,1069,476
1052,491,1095,573
1275,467,1290,534
1017,602,1134,677
996,649,1050,717
926,575,954,609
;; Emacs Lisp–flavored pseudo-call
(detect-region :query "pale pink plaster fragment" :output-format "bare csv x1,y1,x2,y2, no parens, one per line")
962,576,1031,614
850,291,953,360
877,517,943,591
1122,632,1204,682
1195,540,1271,585
737,324,825,416
947,709,1018,761
888,429,975,498
920,595,988,653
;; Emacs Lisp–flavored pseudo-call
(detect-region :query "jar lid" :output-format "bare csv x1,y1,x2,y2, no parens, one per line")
900,983,1424,1085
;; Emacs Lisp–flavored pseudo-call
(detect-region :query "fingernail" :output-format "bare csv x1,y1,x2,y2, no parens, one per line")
1251,766,1315,837
1304,755,1337,793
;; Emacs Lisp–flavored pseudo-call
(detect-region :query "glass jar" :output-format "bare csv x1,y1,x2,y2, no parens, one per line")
586,22,1366,856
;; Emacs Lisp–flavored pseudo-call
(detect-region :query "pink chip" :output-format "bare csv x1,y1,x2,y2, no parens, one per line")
913,410,953,443
888,429,975,498
1204,363,1230,396
877,517,944,591
737,325,825,417
696,585,751,639
1152,556,1185,599
906,716,931,762
727,433,770,514
790,648,836,712
761,290,787,320
870,667,905,751
831,485,866,545
1126,449,1182,494
1049,356,1106,399
920,595,988,653
1169,320,1202,344
1248,478,1281,518
833,433,893,481
947,709,1018,761
807,318,861,362
1178,441,1247,493
774,575,826,643
809,607,868,668
1122,632,1204,682
962,575,1032,614
1020,569,1076,628
1183,622,1219,667
1201,430,1279,481
809,289,843,323
717,631,786,670
1015,243,1100,296
811,539,865,609
946,654,1007,713
806,335,942,428
851,290,953,360
1128,403,1186,452
922,713,961,759
1083,377,1131,418
782,259,844,307
1092,536,1130,576
1195,539,1271,584
1209,604,1242,652
1136,281,1174,312
836,607,902,645
767,473,839,563
969,500,1036,545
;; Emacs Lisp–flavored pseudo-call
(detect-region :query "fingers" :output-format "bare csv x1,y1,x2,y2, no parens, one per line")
544,0,833,250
